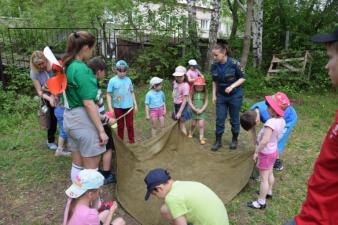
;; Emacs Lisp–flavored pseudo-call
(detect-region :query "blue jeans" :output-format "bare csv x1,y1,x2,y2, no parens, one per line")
283,218,296,225
215,89,243,135
54,106,67,139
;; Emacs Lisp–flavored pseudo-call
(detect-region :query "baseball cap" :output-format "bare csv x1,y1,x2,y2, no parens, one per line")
312,26,338,43
116,60,129,68
150,77,163,88
265,92,290,117
188,59,198,66
65,169,104,198
144,168,171,201
172,66,187,76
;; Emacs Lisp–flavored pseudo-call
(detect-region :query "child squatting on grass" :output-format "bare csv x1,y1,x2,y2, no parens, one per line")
145,77,166,137
241,92,290,209
187,77,208,145
63,169,125,225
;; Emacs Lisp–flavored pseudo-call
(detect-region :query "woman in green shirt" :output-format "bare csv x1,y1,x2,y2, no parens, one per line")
63,31,108,182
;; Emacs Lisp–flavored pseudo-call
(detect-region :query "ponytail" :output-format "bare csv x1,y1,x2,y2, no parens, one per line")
63,31,96,69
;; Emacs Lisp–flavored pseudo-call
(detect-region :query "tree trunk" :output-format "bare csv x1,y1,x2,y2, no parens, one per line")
187,0,199,55
204,0,221,70
252,0,263,68
240,0,253,69
227,0,239,40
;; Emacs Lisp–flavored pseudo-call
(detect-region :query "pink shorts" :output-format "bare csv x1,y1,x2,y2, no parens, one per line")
256,151,278,170
149,106,165,119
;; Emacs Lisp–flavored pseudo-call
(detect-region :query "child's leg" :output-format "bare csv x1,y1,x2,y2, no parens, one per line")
102,149,112,172
198,119,205,140
268,168,275,195
114,108,125,140
179,121,187,135
189,119,197,137
150,117,158,137
259,169,270,203
125,108,135,143
159,116,165,129
111,217,126,225
99,210,126,225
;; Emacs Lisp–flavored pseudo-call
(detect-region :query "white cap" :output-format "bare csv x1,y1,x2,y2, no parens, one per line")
150,77,163,88
188,59,198,66
172,66,187,76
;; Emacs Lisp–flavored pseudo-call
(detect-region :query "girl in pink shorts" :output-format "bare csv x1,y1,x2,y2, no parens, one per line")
246,92,290,209
145,77,166,137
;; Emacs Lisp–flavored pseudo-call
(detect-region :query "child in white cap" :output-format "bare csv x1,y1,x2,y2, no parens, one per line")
145,77,166,137
172,66,192,135
187,59,204,91
63,169,125,225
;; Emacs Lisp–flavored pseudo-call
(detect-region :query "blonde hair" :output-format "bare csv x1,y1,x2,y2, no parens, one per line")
30,51,51,72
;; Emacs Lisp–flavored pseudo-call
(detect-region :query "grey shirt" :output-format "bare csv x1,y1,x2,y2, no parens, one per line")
30,69,53,86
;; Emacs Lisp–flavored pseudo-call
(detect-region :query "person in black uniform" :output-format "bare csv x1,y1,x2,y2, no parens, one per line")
211,43,246,151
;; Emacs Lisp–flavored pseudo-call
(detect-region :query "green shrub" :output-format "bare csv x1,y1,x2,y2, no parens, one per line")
3,66,34,95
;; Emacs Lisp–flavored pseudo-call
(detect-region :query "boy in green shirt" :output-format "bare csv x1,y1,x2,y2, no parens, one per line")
144,168,229,225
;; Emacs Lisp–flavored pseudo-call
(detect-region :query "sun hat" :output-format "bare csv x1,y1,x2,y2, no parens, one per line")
65,169,104,198
312,26,338,43
144,168,171,201
265,92,290,117
116,60,129,68
149,77,163,88
193,77,206,86
172,66,187,76
188,59,198,66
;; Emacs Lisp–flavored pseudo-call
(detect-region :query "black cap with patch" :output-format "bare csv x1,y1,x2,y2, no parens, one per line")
312,26,338,43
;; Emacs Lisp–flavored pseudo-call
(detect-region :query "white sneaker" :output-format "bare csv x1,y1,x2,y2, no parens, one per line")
47,141,57,151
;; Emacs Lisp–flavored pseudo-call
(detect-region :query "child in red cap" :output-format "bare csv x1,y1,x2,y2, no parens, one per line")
241,92,289,209
188,77,208,144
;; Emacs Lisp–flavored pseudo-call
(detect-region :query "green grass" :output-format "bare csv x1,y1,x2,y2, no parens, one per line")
0,87,337,225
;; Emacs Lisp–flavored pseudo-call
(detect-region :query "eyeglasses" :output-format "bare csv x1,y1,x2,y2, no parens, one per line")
116,67,127,73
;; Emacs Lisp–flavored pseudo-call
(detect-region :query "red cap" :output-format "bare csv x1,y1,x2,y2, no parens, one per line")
193,77,206,86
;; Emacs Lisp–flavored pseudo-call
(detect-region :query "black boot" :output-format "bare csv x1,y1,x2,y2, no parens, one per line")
211,135,222,151
229,132,239,150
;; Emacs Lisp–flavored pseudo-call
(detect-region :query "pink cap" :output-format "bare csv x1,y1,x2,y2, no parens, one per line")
193,77,206,86
265,92,290,117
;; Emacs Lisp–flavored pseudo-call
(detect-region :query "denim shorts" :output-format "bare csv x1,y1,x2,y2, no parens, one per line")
172,103,192,122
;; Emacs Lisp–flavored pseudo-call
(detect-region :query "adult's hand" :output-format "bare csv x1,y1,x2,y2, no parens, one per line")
99,131,109,146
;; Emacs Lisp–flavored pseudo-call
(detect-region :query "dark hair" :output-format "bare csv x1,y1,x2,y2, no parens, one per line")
240,110,257,131
326,41,338,53
213,42,231,56
63,31,96,68
87,57,106,74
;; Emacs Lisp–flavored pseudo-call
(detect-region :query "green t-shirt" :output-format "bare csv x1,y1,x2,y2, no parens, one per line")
64,60,98,109
165,181,229,225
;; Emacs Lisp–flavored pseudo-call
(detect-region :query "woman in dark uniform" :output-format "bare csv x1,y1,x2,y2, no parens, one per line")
211,43,246,151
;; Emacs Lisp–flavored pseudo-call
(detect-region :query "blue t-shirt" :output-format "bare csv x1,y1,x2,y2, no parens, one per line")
107,76,134,109
145,90,165,109
250,101,298,125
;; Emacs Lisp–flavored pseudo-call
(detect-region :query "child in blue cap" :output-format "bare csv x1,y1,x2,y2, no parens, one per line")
107,60,138,143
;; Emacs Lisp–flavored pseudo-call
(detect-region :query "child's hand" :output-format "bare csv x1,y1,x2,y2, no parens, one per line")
49,97,55,107
109,201,118,214
175,112,182,120
134,105,138,113
253,151,258,161
146,114,150,120
108,118,116,125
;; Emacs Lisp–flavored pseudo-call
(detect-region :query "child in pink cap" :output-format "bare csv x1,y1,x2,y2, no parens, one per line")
241,92,289,209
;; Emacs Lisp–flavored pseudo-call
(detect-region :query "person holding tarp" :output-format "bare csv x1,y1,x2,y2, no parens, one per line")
144,168,229,225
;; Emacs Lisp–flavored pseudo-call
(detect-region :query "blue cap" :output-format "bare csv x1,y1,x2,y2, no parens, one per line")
144,168,170,201
116,60,129,68
312,26,338,43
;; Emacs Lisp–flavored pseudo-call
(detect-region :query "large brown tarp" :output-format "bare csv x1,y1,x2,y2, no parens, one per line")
112,122,254,225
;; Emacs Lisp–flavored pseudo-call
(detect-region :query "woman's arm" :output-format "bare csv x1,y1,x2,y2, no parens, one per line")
83,99,108,145
212,81,217,104
225,78,246,94
32,80,55,106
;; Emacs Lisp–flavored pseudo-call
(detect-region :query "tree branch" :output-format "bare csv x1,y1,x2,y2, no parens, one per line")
236,0,246,12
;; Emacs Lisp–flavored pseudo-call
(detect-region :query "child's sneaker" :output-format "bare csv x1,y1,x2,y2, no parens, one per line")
55,147,71,157
47,141,57,151
273,159,284,171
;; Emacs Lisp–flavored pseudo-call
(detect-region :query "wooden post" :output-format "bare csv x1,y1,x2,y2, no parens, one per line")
285,30,290,51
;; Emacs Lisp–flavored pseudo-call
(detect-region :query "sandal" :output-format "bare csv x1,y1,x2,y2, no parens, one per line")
188,132,193,138
247,200,266,209
256,191,273,199
200,138,206,145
